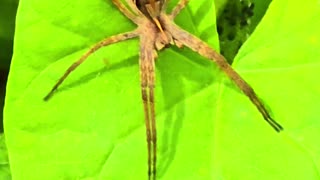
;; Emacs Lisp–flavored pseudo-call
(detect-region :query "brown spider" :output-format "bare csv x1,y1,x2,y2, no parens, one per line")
44,0,283,179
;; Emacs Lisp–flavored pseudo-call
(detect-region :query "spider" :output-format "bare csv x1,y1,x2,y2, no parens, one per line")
44,0,283,179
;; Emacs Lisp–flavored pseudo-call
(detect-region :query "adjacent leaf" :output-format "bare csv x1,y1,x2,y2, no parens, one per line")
4,0,219,179
213,0,320,179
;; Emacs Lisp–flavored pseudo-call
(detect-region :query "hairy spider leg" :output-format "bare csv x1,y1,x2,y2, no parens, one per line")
44,31,138,100
112,0,161,179
113,0,158,179
139,1,194,179
140,32,157,179
162,17,283,132
44,0,145,100
169,0,189,18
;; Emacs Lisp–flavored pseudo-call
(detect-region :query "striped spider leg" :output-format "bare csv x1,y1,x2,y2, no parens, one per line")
44,0,283,179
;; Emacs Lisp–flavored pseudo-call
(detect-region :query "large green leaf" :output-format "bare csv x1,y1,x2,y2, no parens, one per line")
4,0,320,179
214,0,320,179
4,0,219,179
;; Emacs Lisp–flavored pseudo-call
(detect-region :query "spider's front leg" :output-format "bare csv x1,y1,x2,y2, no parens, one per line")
139,33,157,180
44,31,139,100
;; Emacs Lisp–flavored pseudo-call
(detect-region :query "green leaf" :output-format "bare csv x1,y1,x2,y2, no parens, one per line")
0,134,11,180
214,0,320,179
4,0,218,179
5,0,320,179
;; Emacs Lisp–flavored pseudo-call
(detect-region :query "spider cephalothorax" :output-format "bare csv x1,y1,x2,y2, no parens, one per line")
44,0,283,179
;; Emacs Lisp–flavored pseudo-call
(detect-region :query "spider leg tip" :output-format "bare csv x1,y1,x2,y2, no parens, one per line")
276,125,284,132
269,118,284,132
43,92,53,101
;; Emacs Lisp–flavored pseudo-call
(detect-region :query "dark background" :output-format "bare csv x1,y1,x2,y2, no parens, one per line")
0,0,19,133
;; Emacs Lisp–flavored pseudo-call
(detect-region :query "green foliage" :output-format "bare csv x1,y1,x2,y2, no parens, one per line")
4,0,320,179
216,0,273,63
217,0,255,63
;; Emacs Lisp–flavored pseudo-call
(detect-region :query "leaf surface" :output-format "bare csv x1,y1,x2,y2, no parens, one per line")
5,0,219,179
214,0,320,179
5,0,320,179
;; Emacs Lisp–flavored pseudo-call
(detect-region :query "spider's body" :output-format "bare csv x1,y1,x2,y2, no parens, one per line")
44,0,283,179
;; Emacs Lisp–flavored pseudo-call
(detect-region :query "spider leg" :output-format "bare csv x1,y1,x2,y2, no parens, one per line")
167,22,283,132
169,0,189,19
141,84,152,180
44,31,139,100
112,0,141,23
149,64,157,180
140,34,157,180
